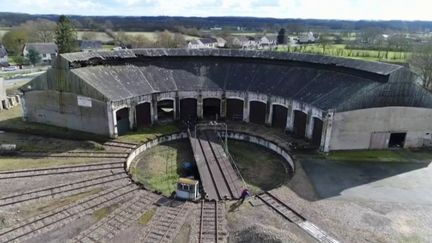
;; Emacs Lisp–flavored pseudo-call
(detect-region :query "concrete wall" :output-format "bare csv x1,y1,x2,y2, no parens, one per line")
22,90,109,135
328,107,432,150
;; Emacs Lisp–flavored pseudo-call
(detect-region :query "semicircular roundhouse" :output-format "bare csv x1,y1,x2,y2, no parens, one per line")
21,49,432,151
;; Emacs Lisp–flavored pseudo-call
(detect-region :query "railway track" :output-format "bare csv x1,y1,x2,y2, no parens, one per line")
0,161,126,179
192,130,242,201
198,200,227,243
16,151,129,158
204,131,243,199
0,172,129,207
0,181,138,243
141,201,191,243
257,192,339,243
73,190,161,242
103,140,139,150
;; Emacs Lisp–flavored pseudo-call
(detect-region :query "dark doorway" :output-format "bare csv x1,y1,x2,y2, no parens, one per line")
293,110,307,138
136,102,151,128
180,98,197,122
226,99,244,121
271,104,288,129
157,100,174,122
312,118,323,146
389,133,406,148
116,107,130,135
249,101,266,125
203,98,220,120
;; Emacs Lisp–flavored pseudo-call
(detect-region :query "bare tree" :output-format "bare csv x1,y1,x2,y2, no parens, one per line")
409,42,432,91
129,34,153,48
318,33,332,54
155,30,185,48
360,27,383,44
21,19,56,42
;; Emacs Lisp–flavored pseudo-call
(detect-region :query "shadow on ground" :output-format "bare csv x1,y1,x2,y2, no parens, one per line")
299,159,431,201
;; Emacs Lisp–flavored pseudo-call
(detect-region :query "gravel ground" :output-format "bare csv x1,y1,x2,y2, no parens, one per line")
272,159,432,243
226,200,315,243
0,169,122,195
23,215,96,243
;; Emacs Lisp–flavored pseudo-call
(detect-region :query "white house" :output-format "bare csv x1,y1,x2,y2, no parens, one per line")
187,38,219,49
23,43,58,65
298,32,316,43
0,45,8,66
215,37,227,48
232,36,258,49
259,35,278,48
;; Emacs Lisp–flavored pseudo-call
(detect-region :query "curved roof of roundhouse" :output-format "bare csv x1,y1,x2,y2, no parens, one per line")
29,49,432,112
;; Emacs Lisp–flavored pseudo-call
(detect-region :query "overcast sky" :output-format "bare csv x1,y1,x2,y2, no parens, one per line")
1,0,431,21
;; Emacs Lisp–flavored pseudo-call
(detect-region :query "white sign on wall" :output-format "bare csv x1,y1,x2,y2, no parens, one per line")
77,96,92,107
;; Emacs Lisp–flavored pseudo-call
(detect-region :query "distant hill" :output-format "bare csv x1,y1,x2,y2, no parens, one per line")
1,12,432,32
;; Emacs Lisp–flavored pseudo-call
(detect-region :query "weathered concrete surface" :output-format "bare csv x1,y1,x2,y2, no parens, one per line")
22,90,109,135
328,107,432,150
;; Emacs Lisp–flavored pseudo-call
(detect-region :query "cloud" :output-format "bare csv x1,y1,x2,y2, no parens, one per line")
1,0,432,20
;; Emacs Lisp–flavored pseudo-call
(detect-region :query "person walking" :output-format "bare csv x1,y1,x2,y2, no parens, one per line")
239,188,251,204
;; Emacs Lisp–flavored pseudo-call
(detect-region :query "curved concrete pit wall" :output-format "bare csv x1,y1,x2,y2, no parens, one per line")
126,132,188,170
125,130,295,173
220,131,295,171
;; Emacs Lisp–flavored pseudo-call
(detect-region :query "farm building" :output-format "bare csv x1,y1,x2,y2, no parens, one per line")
23,43,58,65
21,49,432,151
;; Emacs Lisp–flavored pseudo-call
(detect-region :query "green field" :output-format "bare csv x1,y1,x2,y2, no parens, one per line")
278,44,409,63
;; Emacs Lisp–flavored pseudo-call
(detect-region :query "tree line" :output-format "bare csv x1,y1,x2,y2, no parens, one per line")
3,13,432,32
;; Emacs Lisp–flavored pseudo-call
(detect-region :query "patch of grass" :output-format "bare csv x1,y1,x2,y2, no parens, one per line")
138,208,156,225
228,140,289,194
325,149,432,162
93,204,119,221
117,123,181,143
0,132,104,152
398,235,424,243
19,188,103,219
131,141,193,196
0,157,108,171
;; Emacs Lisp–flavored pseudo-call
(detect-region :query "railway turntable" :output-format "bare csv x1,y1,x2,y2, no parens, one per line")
188,122,245,201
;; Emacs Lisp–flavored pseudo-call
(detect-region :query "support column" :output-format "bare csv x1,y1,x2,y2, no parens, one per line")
220,92,226,119
321,110,335,152
175,92,180,120
265,97,272,126
243,93,249,122
151,93,158,123
197,92,203,119
128,103,136,130
20,94,27,121
285,100,294,131
306,109,313,139
107,102,116,138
